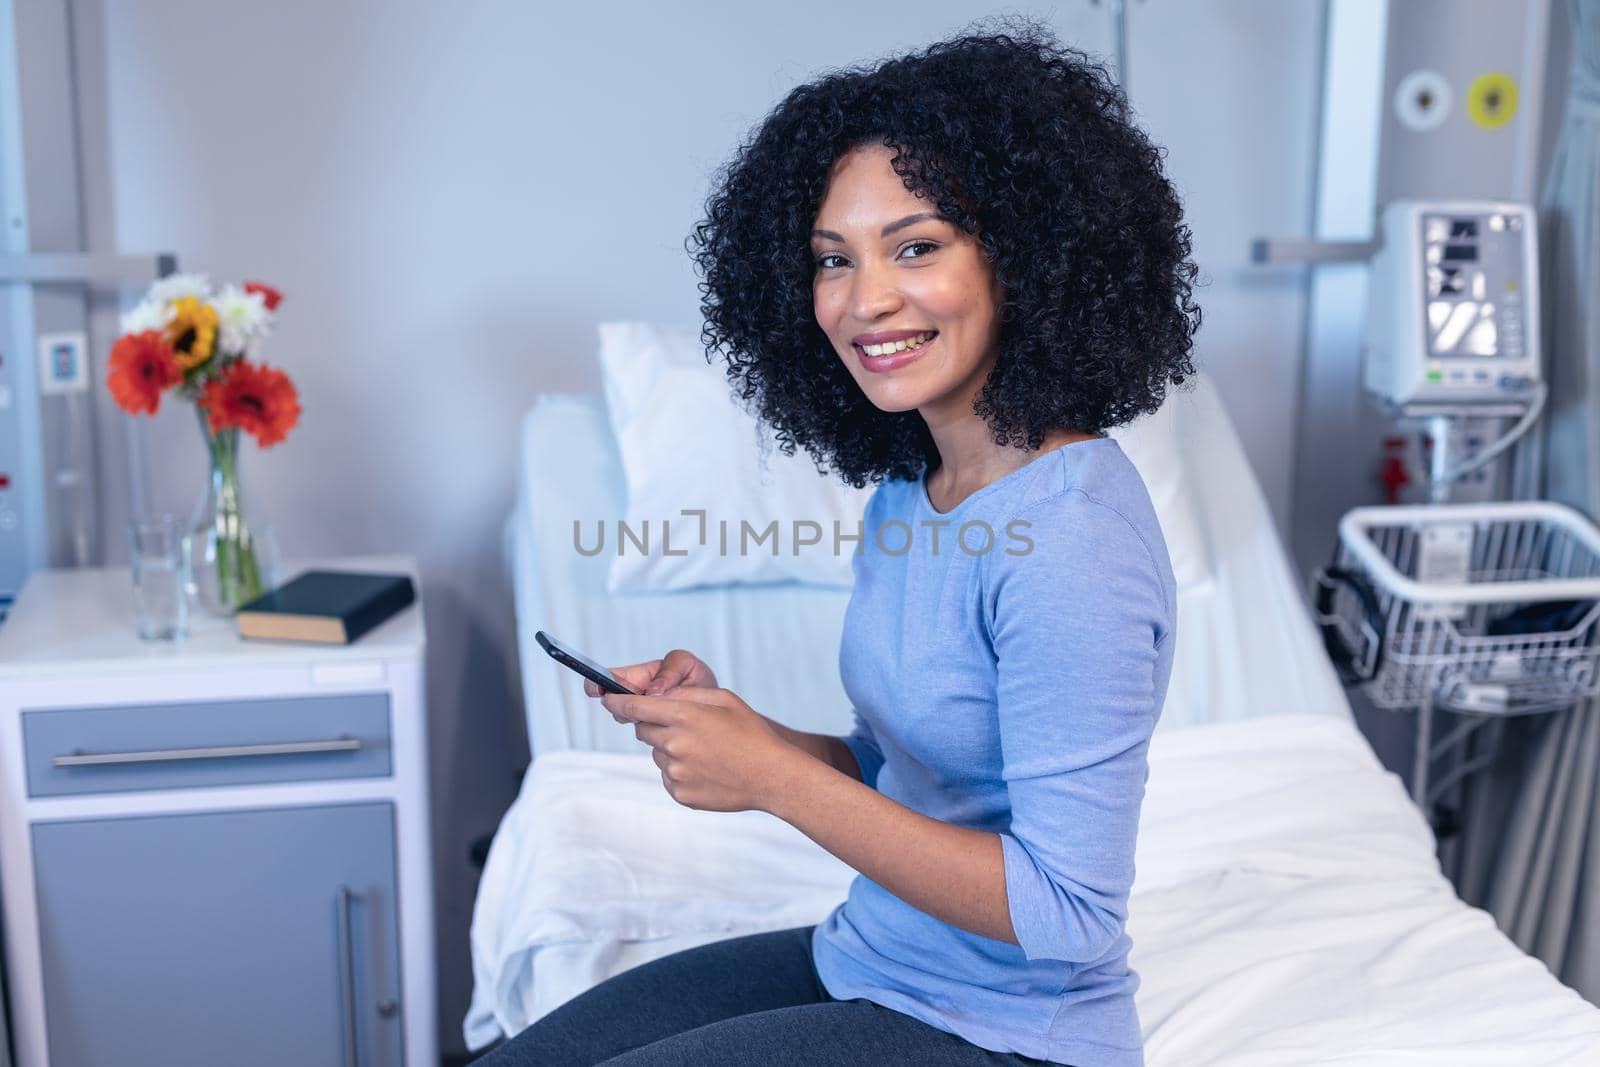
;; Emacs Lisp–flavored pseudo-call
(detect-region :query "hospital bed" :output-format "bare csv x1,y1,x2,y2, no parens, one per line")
467,371,1600,1063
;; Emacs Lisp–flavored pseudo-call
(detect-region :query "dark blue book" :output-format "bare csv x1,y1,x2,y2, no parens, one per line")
235,570,414,644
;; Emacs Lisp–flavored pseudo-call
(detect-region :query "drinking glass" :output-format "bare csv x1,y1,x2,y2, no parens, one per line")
129,515,191,641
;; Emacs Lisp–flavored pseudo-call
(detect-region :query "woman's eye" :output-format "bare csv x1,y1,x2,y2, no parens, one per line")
815,253,847,270
900,241,938,259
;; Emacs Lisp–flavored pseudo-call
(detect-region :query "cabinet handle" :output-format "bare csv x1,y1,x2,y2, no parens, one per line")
53,736,362,768
338,885,360,1067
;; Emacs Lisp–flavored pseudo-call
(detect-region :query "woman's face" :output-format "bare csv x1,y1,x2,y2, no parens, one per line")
810,144,1002,416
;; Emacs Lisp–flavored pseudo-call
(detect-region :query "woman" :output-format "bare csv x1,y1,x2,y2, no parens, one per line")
478,20,1198,1067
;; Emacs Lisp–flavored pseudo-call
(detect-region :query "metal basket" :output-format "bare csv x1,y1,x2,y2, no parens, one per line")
1314,501,1600,715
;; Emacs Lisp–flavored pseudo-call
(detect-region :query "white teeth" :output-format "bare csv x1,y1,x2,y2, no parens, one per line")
861,332,935,357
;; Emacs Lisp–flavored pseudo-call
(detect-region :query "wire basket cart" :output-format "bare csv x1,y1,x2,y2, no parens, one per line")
1313,501,1600,819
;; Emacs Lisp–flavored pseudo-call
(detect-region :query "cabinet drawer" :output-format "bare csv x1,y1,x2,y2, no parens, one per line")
22,694,392,798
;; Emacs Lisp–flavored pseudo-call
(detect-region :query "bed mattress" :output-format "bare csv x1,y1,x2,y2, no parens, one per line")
466,712,1600,1062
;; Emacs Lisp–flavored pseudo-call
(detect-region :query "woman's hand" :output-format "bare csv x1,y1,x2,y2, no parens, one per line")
599,685,803,814
582,648,719,701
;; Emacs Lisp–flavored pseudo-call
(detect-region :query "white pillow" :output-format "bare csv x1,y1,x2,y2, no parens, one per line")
598,321,1212,593
1108,388,1215,591
599,322,874,592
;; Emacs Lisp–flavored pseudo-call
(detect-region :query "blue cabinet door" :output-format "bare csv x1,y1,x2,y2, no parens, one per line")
32,802,403,1067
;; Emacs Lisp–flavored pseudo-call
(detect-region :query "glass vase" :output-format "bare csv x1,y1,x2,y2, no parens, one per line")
188,406,281,616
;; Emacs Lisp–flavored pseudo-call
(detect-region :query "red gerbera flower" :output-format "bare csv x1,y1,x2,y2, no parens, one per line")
200,359,301,448
243,281,284,311
106,330,181,415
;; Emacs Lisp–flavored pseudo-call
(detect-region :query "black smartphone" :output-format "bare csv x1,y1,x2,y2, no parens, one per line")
535,630,638,696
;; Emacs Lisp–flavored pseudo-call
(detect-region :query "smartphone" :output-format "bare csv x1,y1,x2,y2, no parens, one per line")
535,630,638,696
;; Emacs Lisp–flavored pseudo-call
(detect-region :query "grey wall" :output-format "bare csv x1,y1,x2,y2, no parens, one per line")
66,0,1321,1053
1124,0,1324,529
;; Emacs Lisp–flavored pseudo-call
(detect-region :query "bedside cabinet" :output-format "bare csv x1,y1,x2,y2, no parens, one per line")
0,555,437,1067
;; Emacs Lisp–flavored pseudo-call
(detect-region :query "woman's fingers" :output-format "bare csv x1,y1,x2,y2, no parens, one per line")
600,689,691,726
612,662,661,692
584,651,715,704
648,649,704,694
584,660,662,698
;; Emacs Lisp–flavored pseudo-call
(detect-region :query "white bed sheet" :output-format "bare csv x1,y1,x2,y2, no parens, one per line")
467,713,1600,1062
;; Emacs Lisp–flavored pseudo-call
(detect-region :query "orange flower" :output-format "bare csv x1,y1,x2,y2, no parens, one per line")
200,360,301,447
106,331,181,415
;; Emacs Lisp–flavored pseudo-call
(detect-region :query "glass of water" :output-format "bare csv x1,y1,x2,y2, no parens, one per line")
129,515,191,641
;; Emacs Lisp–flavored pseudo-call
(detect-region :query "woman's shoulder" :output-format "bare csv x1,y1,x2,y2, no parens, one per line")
1009,439,1159,535
988,442,1176,616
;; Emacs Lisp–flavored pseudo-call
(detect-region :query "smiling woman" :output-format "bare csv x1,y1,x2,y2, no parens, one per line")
685,17,1200,497
474,15,1195,1067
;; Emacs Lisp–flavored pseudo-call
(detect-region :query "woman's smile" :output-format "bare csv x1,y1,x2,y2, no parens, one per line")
855,330,938,373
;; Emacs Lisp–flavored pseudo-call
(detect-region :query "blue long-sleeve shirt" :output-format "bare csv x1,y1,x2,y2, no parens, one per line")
811,436,1176,1067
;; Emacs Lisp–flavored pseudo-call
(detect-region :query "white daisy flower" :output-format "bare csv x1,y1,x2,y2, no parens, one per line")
213,284,272,356
145,272,212,305
120,298,174,335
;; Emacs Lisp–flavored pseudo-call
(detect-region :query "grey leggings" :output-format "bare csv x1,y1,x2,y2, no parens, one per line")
471,924,1070,1066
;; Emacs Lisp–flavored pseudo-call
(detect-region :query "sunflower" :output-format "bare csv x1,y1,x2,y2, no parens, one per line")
106,331,182,415
200,359,301,448
166,295,219,371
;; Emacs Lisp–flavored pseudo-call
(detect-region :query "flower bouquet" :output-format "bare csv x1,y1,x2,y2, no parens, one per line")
107,274,302,615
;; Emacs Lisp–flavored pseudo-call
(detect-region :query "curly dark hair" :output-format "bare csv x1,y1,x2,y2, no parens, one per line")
686,17,1202,489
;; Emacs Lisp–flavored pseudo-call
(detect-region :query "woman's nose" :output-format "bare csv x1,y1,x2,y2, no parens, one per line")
849,260,902,322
